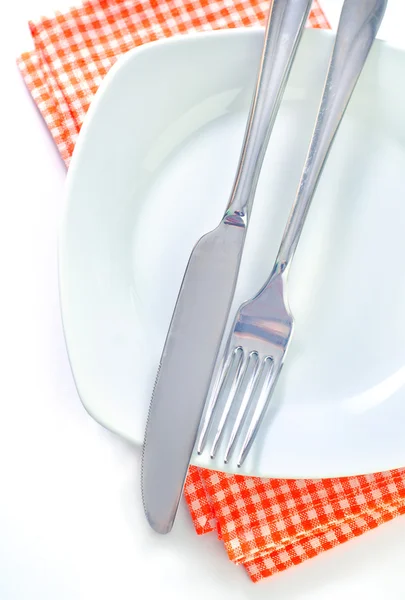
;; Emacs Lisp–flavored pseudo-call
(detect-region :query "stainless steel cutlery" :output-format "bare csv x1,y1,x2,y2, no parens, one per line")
141,0,387,533
141,0,314,534
197,0,388,468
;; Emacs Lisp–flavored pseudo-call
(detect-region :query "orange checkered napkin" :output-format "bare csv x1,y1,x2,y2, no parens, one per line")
185,466,405,581
17,0,405,584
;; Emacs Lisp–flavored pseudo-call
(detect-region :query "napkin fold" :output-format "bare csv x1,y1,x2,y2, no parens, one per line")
18,0,405,583
185,466,405,580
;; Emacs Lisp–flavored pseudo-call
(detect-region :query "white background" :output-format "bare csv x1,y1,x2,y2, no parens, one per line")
1,1,405,598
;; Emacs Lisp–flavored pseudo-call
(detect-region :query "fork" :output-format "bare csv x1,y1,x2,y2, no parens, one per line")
197,0,388,468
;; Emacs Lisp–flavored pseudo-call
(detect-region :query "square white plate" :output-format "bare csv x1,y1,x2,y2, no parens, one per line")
60,27,405,479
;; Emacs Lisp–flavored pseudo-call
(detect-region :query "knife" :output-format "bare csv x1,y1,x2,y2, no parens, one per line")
141,0,313,534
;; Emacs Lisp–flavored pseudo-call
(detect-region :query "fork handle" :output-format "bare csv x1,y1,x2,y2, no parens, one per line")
223,0,313,226
273,0,387,275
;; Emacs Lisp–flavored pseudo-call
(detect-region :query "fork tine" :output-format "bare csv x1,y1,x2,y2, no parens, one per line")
197,349,237,454
237,358,283,468
224,352,261,464
210,349,248,459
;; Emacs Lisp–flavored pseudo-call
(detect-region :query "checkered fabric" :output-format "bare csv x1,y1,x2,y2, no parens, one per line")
185,466,405,581
18,0,405,584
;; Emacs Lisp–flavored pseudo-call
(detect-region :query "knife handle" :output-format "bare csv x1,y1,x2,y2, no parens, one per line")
223,0,313,227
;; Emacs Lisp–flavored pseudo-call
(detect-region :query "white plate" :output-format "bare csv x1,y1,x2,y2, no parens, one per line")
60,27,405,479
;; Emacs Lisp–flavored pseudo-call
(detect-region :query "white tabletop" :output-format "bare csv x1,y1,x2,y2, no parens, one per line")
1,1,405,598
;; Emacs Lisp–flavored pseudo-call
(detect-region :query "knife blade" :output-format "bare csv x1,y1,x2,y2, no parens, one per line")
142,223,245,534
141,0,313,534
